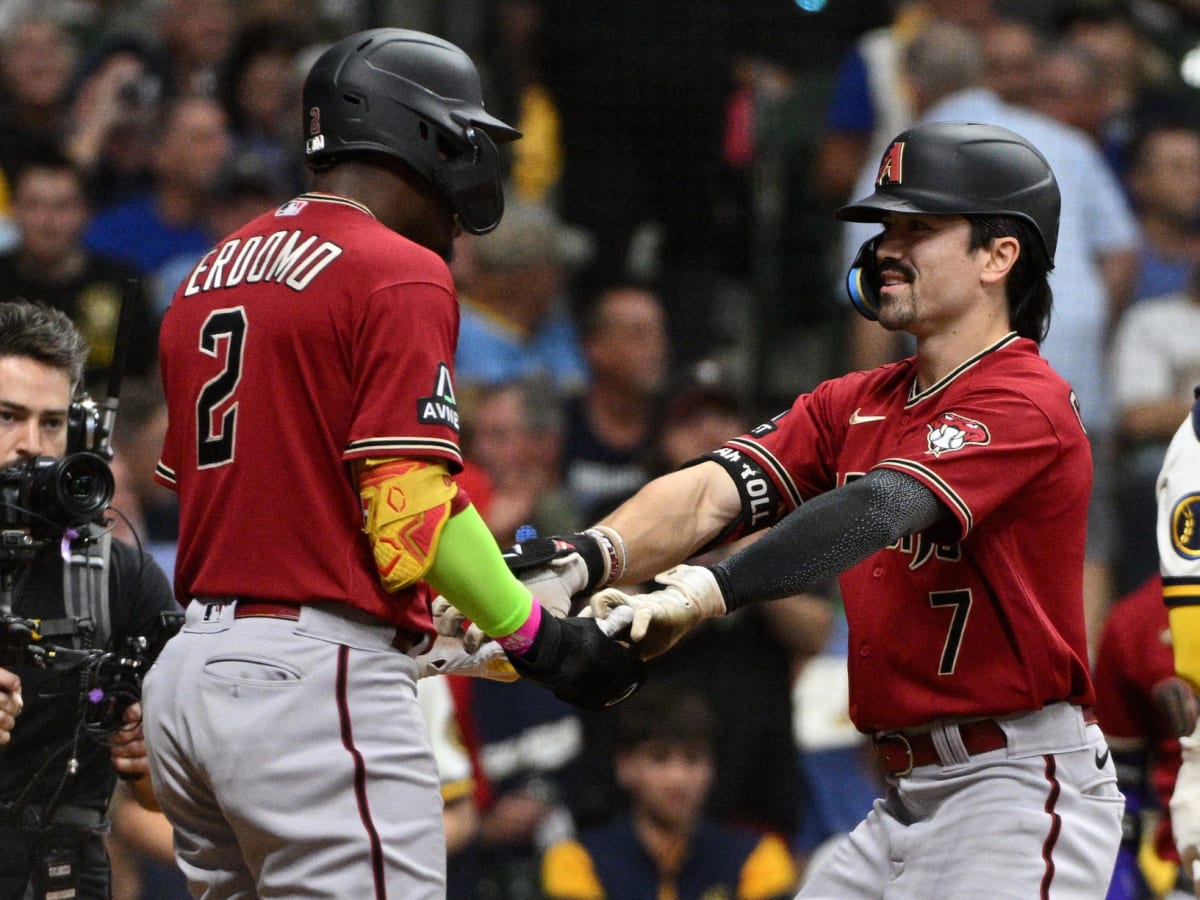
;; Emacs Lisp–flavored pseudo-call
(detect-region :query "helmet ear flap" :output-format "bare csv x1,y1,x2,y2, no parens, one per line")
846,235,882,321
434,126,504,235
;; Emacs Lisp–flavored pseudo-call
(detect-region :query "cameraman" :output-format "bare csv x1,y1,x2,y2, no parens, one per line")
0,301,178,899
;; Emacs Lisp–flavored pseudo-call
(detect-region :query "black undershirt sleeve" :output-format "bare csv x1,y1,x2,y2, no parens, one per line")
710,468,949,610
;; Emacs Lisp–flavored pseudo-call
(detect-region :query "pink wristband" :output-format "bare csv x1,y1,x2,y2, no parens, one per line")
496,600,543,656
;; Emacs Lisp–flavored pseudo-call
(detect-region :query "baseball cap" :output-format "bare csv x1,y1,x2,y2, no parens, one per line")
473,200,594,272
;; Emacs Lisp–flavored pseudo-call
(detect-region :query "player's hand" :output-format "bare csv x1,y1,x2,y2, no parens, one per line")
589,564,727,659
1172,725,1200,894
505,612,644,710
502,528,624,615
0,667,22,745
1153,675,1200,737
108,702,149,780
417,634,520,681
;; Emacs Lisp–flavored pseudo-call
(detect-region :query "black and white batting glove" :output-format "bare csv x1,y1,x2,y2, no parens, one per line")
502,527,627,617
589,564,727,659
416,634,519,681
504,610,644,710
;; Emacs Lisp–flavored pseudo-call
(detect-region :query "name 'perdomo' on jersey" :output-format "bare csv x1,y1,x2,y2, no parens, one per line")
183,229,345,296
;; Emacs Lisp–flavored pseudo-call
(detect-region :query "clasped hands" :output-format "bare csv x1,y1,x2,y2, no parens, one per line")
429,557,727,669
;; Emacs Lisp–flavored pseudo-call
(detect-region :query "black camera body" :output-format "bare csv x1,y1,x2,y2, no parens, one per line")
0,610,184,738
0,395,116,562
0,454,115,560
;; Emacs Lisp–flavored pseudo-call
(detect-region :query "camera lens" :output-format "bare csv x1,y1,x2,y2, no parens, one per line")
53,454,115,519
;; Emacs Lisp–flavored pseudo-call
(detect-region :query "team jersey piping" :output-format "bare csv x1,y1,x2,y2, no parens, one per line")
346,437,463,459
295,192,376,218
876,458,973,536
725,437,803,507
905,332,1020,407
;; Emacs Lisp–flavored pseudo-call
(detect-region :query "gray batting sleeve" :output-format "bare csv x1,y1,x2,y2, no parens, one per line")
710,468,949,610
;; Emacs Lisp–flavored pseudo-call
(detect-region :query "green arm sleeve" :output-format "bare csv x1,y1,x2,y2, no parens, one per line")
425,503,533,638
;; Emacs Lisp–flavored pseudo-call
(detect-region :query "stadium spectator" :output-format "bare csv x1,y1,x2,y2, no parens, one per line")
214,20,309,196
65,34,166,210
1110,270,1200,592
980,15,1042,107
463,375,583,546
151,0,238,98
151,146,293,316
0,12,79,181
454,199,592,401
0,12,80,249
812,0,999,209
1125,121,1200,305
83,93,231,281
541,684,799,900
562,284,669,521
0,153,159,383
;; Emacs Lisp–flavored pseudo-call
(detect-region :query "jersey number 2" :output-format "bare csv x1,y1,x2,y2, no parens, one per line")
197,308,246,468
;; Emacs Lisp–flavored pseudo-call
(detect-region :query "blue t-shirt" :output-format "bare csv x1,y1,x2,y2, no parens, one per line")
84,194,213,275
455,298,588,393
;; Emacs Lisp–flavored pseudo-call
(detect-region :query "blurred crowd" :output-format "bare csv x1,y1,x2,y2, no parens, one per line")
6,0,1200,896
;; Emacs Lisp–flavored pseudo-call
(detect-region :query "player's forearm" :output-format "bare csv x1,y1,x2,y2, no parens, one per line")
598,462,740,584
712,468,947,609
426,503,535,638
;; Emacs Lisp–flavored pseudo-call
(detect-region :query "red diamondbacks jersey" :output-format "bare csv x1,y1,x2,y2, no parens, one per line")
726,334,1094,731
155,193,462,634
1092,573,1183,866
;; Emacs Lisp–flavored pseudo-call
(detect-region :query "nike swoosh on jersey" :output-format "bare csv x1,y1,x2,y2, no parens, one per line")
1094,747,1111,769
849,408,888,425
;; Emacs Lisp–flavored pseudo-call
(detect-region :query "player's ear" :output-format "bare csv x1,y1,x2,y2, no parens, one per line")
845,235,882,321
980,234,1020,285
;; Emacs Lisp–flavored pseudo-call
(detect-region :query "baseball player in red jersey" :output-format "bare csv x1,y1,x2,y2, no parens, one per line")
1161,387,1200,896
139,29,642,899
487,122,1123,897
1093,573,1193,899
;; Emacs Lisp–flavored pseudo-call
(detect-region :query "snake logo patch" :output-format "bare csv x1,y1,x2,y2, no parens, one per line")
1170,493,1200,560
926,412,990,457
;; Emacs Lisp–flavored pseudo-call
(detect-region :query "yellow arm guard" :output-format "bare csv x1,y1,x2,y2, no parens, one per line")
355,458,458,592
1170,604,1200,693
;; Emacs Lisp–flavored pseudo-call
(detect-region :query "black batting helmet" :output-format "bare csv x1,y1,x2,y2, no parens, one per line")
302,29,521,235
838,121,1060,259
838,121,1060,320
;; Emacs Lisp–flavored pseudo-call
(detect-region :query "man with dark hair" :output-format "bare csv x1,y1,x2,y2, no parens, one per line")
541,684,798,900
0,300,177,899
493,121,1123,897
0,153,159,385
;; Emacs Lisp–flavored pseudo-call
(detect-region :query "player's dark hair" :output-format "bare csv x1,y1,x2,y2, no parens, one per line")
0,300,88,391
611,683,716,752
968,216,1053,344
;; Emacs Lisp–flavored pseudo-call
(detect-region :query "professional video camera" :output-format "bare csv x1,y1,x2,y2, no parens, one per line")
0,452,114,560
0,610,183,740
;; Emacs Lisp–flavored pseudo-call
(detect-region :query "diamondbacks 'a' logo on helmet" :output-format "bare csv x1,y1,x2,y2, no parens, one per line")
926,412,991,457
876,141,905,187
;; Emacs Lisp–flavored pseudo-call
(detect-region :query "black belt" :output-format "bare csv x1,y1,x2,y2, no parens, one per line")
230,601,421,653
